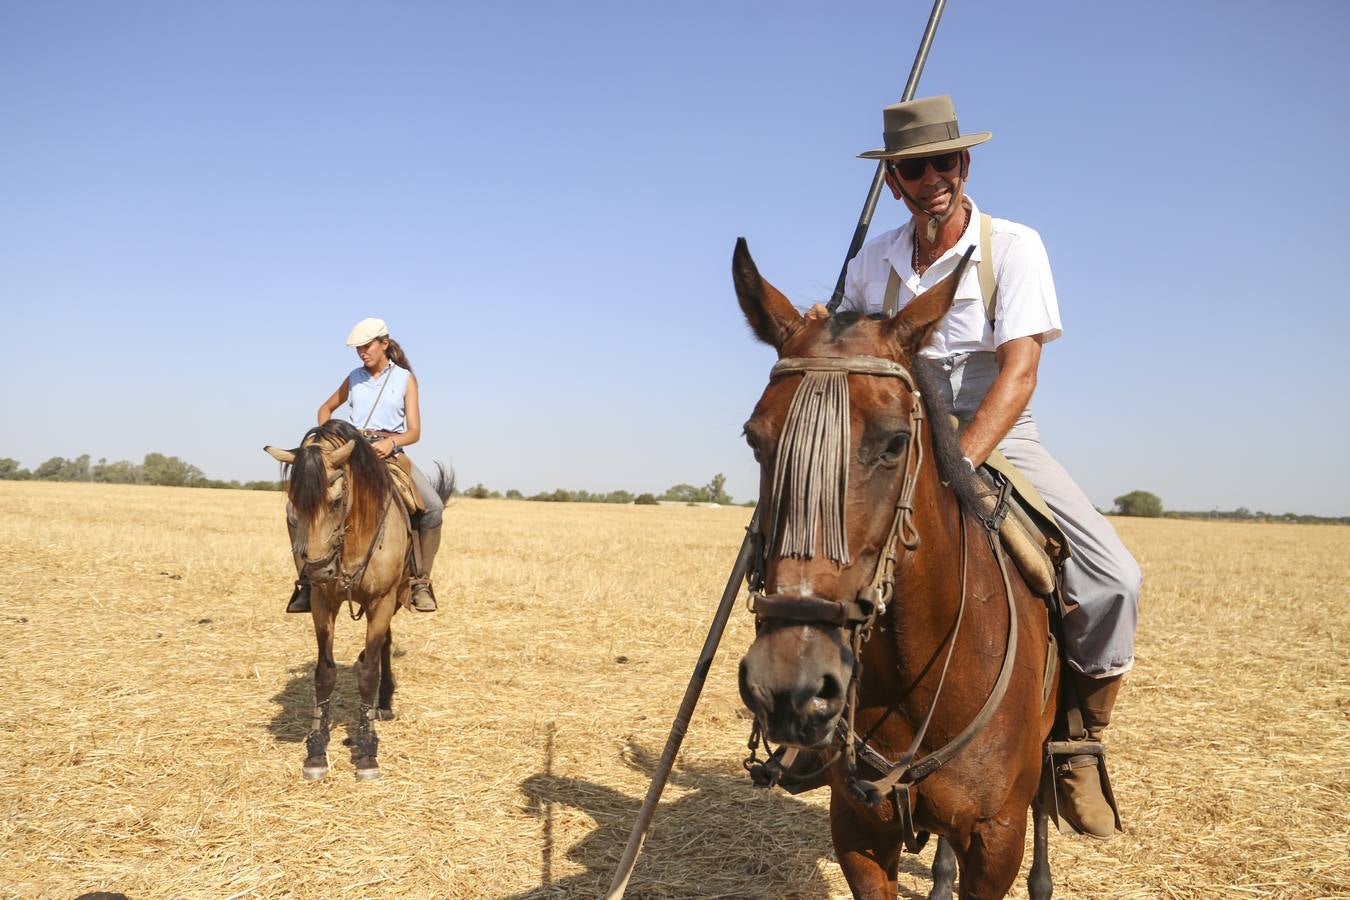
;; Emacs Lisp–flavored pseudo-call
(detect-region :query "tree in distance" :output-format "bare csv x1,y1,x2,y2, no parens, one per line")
1113,490,1164,518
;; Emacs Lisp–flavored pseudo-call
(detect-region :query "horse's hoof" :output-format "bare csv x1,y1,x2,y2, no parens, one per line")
302,760,329,781
355,766,381,781
372,708,396,721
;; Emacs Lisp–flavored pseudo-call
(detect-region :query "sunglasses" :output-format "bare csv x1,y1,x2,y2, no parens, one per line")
887,152,962,180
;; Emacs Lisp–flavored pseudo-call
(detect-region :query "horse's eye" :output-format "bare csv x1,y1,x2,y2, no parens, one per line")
744,428,765,464
880,432,909,464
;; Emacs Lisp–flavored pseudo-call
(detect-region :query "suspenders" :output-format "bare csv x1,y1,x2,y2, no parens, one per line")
882,213,998,324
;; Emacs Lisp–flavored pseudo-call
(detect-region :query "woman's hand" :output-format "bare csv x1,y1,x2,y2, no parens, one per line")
373,437,397,459
805,304,830,320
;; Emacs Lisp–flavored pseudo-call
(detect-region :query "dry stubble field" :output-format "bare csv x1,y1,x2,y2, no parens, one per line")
1,481,1347,899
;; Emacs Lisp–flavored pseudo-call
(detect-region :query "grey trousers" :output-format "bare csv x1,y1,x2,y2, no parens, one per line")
936,352,1141,678
406,458,444,529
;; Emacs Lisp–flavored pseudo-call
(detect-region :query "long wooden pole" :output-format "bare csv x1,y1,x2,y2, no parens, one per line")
825,0,949,313
604,513,759,899
606,4,951,892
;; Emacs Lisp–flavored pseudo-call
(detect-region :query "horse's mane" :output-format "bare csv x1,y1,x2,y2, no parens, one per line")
286,420,391,541
913,358,986,515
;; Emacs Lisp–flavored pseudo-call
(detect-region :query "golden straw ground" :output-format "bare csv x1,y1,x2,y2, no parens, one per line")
1,482,1347,898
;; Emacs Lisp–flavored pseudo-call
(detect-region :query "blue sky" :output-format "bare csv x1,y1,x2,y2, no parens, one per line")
3,1,1348,514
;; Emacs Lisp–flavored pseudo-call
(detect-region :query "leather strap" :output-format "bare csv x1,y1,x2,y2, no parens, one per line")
881,214,993,322
883,266,902,317
978,213,997,325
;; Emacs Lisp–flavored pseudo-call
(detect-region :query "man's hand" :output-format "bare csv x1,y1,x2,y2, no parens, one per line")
805,303,830,320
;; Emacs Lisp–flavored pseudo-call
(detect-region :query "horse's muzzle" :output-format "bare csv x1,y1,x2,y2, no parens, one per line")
304,556,340,583
738,623,853,749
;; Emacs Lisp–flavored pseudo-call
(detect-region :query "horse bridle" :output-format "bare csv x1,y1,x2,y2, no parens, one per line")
744,354,1020,850
297,448,394,618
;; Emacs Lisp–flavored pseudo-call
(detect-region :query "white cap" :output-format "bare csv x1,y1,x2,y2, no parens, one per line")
345,317,389,347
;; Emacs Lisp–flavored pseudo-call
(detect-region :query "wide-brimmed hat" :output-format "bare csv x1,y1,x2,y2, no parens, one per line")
345,317,389,347
858,95,991,160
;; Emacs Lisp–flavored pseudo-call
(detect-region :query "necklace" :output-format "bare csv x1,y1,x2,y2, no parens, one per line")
913,204,972,274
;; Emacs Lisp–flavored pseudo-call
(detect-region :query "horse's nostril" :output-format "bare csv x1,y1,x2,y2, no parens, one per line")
817,673,842,702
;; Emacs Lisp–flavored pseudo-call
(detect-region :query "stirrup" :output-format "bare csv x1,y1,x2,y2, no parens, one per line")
410,579,437,613
286,580,311,614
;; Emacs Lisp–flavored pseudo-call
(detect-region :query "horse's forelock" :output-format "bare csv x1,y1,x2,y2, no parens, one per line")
287,444,329,523
288,418,391,542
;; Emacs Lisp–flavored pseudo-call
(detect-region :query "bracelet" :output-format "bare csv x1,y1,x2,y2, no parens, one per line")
962,455,977,473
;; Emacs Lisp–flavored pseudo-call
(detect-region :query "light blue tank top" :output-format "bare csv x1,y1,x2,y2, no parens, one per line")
336,362,410,433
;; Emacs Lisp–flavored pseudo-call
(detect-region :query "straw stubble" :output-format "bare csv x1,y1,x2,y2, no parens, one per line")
1,482,1346,898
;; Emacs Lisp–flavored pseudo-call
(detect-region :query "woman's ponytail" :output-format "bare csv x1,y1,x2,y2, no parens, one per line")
385,337,413,373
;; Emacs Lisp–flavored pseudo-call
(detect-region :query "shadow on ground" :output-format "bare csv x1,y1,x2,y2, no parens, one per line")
266,645,408,743
508,739,932,900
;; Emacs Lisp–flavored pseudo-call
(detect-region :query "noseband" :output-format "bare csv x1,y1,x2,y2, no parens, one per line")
744,354,1020,850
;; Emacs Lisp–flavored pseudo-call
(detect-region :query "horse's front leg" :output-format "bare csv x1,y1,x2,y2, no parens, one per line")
1026,803,1053,900
949,802,1028,900
303,595,339,780
927,837,958,900
831,788,903,900
372,620,396,720
351,592,396,780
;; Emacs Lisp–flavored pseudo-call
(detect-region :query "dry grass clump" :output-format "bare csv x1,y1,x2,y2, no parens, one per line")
1,482,1346,898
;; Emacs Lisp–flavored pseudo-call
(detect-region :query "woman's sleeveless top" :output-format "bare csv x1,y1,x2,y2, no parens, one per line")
335,362,410,433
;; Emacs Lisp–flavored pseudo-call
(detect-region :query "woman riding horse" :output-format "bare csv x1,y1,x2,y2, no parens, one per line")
285,317,445,614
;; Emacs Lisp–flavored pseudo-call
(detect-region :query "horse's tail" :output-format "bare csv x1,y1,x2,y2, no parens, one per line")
431,462,456,503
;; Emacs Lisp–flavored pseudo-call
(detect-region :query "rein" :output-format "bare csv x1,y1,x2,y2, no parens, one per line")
745,354,1020,850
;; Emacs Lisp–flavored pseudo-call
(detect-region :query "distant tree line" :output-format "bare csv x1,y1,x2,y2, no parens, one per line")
1109,489,1346,524
459,473,753,506
0,454,282,491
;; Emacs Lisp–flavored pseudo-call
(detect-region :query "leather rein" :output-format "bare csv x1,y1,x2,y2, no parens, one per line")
744,354,1020,849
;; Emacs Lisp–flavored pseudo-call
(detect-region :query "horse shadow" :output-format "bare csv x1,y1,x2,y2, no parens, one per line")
506,738,931,900
266,646,408,743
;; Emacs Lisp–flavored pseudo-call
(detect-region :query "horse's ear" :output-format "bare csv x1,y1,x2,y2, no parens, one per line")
883,246,975,357
265,445,296,464
733,237,802,350
327,439,357,466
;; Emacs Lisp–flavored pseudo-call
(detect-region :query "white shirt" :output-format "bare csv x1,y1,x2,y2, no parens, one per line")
841,197,1062,358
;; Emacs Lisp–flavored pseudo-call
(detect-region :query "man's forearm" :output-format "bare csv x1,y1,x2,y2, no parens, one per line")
960,371,1035,466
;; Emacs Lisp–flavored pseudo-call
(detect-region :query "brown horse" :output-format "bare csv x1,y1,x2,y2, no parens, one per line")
265,419,431,781
733,239,1058,900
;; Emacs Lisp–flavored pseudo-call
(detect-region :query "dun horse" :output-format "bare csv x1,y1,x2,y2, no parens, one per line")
265,419,451,781
734,239,1059,900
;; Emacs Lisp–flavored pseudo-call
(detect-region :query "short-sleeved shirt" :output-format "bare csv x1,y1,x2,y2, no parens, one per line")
840,196,1062,359
333,362,410,433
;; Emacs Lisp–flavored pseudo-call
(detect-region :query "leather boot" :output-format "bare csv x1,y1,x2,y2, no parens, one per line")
286,520,311,614
1058,672,1123,839
410,523,440,613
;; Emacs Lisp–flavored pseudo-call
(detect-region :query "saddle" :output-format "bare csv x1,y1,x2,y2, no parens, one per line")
385,454,424,517
966,446,1068,598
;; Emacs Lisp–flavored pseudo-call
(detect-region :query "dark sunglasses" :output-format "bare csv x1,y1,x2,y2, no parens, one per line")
887,152,961,180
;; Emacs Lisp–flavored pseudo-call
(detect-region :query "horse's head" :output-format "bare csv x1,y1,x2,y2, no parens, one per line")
732,238,965,748
265,420,375,583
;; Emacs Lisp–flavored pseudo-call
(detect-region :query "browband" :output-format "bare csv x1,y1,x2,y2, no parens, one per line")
771,355,916,387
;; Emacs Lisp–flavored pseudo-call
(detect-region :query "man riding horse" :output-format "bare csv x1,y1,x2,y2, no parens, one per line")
806,95,1141,839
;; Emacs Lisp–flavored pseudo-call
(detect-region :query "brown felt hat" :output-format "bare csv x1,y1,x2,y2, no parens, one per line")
858,94,991,160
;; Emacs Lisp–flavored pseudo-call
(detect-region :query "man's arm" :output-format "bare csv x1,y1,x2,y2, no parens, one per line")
959,334,1043,466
